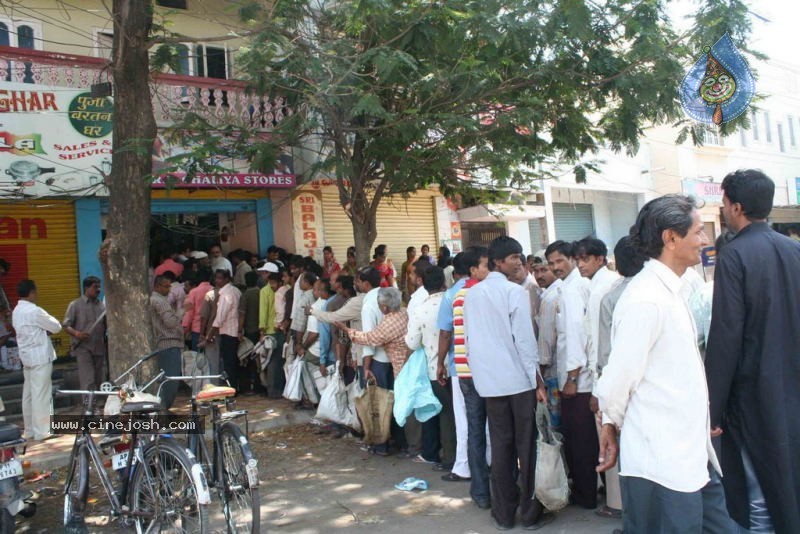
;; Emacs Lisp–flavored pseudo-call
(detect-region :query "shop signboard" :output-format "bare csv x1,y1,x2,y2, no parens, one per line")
0,82,112,198
292,190,325,258
682,179,723,204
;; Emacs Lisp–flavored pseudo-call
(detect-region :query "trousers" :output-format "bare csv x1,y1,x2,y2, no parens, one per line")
486,389,539,527
621,465,737,534
451,376,471,478
156,347,182,410
219,334,240,390
420,378,456,465
561,392,599,508
74,347,106,392
460,377,490,503
22,362,53,439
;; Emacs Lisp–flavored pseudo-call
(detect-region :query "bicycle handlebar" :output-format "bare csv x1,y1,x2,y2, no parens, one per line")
56,389,118,397
160,374,225,382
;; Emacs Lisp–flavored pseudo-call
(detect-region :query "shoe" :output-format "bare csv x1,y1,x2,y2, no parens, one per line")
490,514,513,531
523,512,555,530
412,454,437,464
441,472,471,482
432,462,453,472
473,498,491,510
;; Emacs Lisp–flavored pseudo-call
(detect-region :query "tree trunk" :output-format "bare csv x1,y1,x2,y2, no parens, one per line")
349,182,377,267
101,0,156,380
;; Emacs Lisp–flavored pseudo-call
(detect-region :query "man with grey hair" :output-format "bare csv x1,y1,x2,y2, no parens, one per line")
596,195,734,532
340,285,409,456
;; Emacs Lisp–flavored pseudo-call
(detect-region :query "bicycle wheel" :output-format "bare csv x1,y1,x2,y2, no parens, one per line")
128,438,209,534
218,422,260,533
63,440,89,530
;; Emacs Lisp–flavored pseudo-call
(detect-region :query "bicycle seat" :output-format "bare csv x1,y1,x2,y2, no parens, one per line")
196,385,236,403
120,391,162,413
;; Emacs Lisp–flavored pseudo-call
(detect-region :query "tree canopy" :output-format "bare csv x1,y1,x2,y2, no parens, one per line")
165,0,756,261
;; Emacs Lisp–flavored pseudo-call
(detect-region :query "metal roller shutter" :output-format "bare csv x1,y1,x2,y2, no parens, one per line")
0,201,80,356
320,188,438,262
552,202,595,242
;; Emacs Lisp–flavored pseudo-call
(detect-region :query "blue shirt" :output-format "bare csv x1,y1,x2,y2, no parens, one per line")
318,296,338,366
463,271,539,397
437,277,467,376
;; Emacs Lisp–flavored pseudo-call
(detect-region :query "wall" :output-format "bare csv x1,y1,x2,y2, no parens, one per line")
548,187,641,250
506,220,532,255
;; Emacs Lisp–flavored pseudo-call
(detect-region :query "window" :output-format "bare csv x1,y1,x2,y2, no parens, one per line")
701,126,722,146
0,19,42,84
764,111,772,143
778,122,786,152
156,0,188,8
751,109,760,141
739,126,748,148
788,115,797,148
194,45,228,79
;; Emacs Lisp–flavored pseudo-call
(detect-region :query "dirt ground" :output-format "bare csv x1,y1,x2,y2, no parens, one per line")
16,423,622,533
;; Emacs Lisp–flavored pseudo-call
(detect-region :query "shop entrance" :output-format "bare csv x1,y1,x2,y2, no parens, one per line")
150,213,222,261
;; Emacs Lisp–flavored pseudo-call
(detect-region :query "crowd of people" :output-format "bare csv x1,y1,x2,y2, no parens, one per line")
2,168,798,532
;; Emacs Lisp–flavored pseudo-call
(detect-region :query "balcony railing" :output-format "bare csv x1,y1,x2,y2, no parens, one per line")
0,45,291,131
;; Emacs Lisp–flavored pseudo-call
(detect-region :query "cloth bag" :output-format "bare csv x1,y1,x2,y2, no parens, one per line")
283,357,304,402
534,402,569,511
182,350,211,392
354,382,394,445
392,348,442,427
316,367,361,430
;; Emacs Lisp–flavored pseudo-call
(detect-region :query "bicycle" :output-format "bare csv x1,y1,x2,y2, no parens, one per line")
159,373,260,533
57,351,212,533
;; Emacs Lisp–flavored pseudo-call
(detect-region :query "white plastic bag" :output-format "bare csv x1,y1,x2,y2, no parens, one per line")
283,357,304,402
534,402,570,511
182,350,210,392
316,370,360,430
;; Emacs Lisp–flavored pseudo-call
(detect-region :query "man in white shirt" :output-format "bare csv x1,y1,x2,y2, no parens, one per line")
209,244,233,276
12,279,61,441
596,195,734,532
405,266,453,467
406,260,431,318
464,236,550,530
532,257,562,429
545,239,597,510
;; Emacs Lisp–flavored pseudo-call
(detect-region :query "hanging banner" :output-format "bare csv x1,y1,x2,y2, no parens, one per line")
0,82,112,197
292,190,325,258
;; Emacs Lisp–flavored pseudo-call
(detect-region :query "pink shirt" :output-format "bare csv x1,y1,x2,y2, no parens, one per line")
183,281,212,333
154,258,184,279
212,283,241,337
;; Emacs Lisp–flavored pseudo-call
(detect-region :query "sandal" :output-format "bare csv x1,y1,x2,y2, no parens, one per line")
441,472,471,482
595,506,622,519
412,454,437,464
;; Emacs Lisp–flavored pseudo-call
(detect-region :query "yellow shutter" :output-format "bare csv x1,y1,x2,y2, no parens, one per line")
318,187,438,262
0,201,80,356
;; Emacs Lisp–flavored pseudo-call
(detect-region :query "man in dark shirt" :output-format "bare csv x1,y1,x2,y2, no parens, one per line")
63,276,106,392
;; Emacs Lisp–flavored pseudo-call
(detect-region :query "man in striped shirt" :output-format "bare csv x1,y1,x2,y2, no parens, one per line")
150,274,184,409
438,246,491,509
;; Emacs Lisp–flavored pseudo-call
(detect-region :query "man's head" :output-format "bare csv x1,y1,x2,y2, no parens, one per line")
267,245,280,261
631,194,709,273
406,246,416,260
214,269,231,288
526,255,536,274
376,287,402,315
313,278,332,300
153,275,172,297
17,279,36,302
356,266,381,292
451,252,467,281
268,272,282,291
488,236,524,279
82,276,102,299
303,256,323,278
373,244,388,261
421,244,430,256
329,270,340,287
544,240,575,280
612,236,645,278
338,275,356,298
0,259,9,277
231,249,247,266
323,246,334,263
422,266,446,294
532,257,557,288
721,169,774,233
300,271,318,291
413,259,433,287
461,246,490,281
574,238,608,279
289,255,304,277
196,267,212,285
245,271,259,288
209,244,223,259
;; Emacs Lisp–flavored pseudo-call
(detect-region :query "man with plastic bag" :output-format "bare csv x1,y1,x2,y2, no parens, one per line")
464,236,551,531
